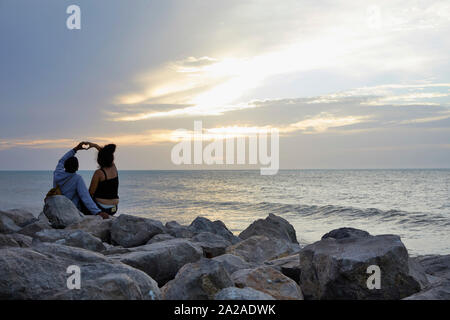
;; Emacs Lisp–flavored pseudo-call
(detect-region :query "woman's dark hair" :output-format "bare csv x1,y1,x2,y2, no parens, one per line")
64,156,79,173
97,144,116,168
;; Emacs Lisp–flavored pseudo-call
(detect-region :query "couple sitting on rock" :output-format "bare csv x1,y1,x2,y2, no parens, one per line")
53,142,119,220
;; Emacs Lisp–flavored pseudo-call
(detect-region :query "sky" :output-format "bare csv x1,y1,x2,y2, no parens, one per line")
1,0,450,170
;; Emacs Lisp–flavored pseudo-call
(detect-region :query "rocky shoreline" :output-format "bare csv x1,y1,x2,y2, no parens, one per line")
0,195,449,300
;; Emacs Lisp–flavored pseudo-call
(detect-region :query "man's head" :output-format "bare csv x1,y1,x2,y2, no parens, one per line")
64,156,79,173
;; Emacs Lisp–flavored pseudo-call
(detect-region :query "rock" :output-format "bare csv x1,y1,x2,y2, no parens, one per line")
189,217,240,244
215,287,275,300
408,258,430,289
299,234,422,300
239,213,298,244
0,233,32,248
192,232,232,258
110,214,165,248
212,254,254,275
111,238,203,286
165,221,195,238
66,216,112,243
226,235,299,264
33,229,76,242
51,273,145,300
162,258,234,300
264,254,301,283
0,214,21,234
322,227,370,240
43,195,84,228
231,266,303,300
412,255,450,279
403,279,450,300
147,233,175,244
17,218,52,237
0,209,36,227
0,242,161,300
55,230,106,252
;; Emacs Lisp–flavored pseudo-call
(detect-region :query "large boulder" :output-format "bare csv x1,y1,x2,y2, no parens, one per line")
0,233,32,248
110,214,165,248
189,217,240,244
192,232,232,258
0,242,161,300
111,238,203,286
162,258,234,300
43,195,84,228
215,287,275,300
0,209,36,227
299,234,422,300
0,214,21,234
212,254,255,275
66,216,112,243
226,235,299,264
165,221,195,238
18,212,52,237
146,233,175,244
264,254,301,283
403,279,450,300
239,213,298,244
322,227,370,240
411,255,450,279
55,230,106,252
231,266,304,300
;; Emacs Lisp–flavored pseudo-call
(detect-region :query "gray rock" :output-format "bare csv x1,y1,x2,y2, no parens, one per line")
111,238,203,285
231,266,304,300
215,287,275,300
322,227,370,240
299,234,422,300
0,209,36,227
34,229,76,242
162,258,234,300
192,232,232,258
51,273,145,300
403,279,450,300
147,233,175,244
0,242,161,300
412,255,450,279
264,254,301,283
55,230,106,252
212,254,254,275
0,214,21,234
0,233,33,248
165,221,195,238
18,218,52,237
226,235,298,264
66,216,112,243
189,217,240,244
408,258,430,289
110,214,165,247
239,213,298,244
43,195,84,228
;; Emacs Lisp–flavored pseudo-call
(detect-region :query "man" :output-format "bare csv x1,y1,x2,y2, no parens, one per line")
53,142,109,219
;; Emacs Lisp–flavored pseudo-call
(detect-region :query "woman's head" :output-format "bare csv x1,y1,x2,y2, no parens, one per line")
97,144,116,168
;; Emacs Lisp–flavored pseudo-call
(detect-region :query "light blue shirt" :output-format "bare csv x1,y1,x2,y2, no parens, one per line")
53,149,101,215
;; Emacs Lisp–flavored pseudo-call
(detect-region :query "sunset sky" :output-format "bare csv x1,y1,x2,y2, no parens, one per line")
1,0,450,169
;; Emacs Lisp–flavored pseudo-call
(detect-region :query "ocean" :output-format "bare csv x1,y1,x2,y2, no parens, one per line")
0,169,449,256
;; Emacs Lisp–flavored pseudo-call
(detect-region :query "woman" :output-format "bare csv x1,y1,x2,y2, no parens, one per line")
88,143,119,216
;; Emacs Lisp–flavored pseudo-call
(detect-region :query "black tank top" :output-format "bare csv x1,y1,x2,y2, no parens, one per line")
94,168,119,199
